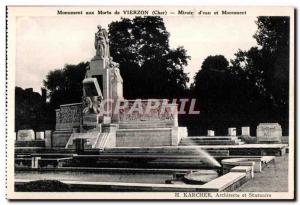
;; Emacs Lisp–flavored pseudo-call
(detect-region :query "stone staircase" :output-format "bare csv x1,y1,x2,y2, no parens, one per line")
94,132,110,149
65,131,100,149
69,146,229,169
102,147,229,157
179,136,245,146
118,121,174,129
65,131,113,150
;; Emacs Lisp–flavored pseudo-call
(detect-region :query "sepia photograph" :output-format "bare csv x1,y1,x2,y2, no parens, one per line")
6,6,295,200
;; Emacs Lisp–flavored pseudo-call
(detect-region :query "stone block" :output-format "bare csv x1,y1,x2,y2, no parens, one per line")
36,132,44,140
256,123,282,143
207,130,215,136
200,172,247,192
228,128,236,136
231,166,254,179
241,127,250,136
171,127,187,146
17,129,35,141
102,116,111,125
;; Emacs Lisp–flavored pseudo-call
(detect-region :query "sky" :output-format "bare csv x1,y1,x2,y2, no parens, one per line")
15,15,258,93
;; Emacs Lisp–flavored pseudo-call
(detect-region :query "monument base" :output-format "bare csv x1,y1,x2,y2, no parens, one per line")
116,126,187,147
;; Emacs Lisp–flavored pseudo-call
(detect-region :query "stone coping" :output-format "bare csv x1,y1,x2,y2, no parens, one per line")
222,160,255,167
59,102,82,107
117,128,173,131
104,144,287,149
199,172,246,191
261,156,275,163
15,166,203,173
14,179,203,191
231,165,253,172
73,154,222,159
180,144,288,149
221,157,274,173
222,158,261,164
15,170,248,192
186,136,238,139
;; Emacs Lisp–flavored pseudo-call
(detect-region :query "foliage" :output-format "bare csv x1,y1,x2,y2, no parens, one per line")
43,62,88,108
109,16,190,98
15,87,54,131
190,17,290,135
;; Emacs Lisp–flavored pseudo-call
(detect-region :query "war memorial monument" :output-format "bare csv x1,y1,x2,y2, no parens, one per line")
14,26,289,193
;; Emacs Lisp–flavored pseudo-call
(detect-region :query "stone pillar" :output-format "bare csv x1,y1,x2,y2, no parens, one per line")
169,103,178,127
31,157,41,169
207,130,215,136
45,130,52,148
171,127,187,146
228,128,236,136
242,127,250,136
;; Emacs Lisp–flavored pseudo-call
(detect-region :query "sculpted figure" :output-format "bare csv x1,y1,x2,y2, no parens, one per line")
82,96,103,114
95,25,109,59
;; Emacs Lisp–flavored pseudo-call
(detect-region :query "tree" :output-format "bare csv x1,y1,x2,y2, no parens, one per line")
43,62,88,108
228,16,290,134
109,16,190,98
189,55,242,135
230,17,289,108
254,17,289,108
15,87,53,131
192,55,230,102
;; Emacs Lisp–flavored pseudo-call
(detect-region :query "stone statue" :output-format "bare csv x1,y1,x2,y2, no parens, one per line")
95,25,109,59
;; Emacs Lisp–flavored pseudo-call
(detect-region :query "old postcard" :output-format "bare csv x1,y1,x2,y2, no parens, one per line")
6,6,295,200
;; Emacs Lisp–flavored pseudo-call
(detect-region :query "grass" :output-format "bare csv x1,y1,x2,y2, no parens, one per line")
234,154,289,192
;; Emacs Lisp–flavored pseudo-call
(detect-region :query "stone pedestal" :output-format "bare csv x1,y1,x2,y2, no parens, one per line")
36,132,44,140
228,128,236,136
86,59,110,101
208,130,215,136
256,123,282,143
242,127,250,136
45,130,52,148
17,129,35,141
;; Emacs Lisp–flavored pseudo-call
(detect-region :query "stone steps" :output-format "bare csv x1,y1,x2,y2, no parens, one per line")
15,140,45,148
66,132,101,149
119,122,174,129
95,133,110,149
103,147,229,157
186,136,239,140
180,140,238,145
179,136,244,146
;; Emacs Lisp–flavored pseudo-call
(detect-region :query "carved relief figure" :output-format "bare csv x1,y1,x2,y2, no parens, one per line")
82,96,103,115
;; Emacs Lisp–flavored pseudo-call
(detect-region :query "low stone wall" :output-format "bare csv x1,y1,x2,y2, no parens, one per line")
55,103,82,130
116,128,173,147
